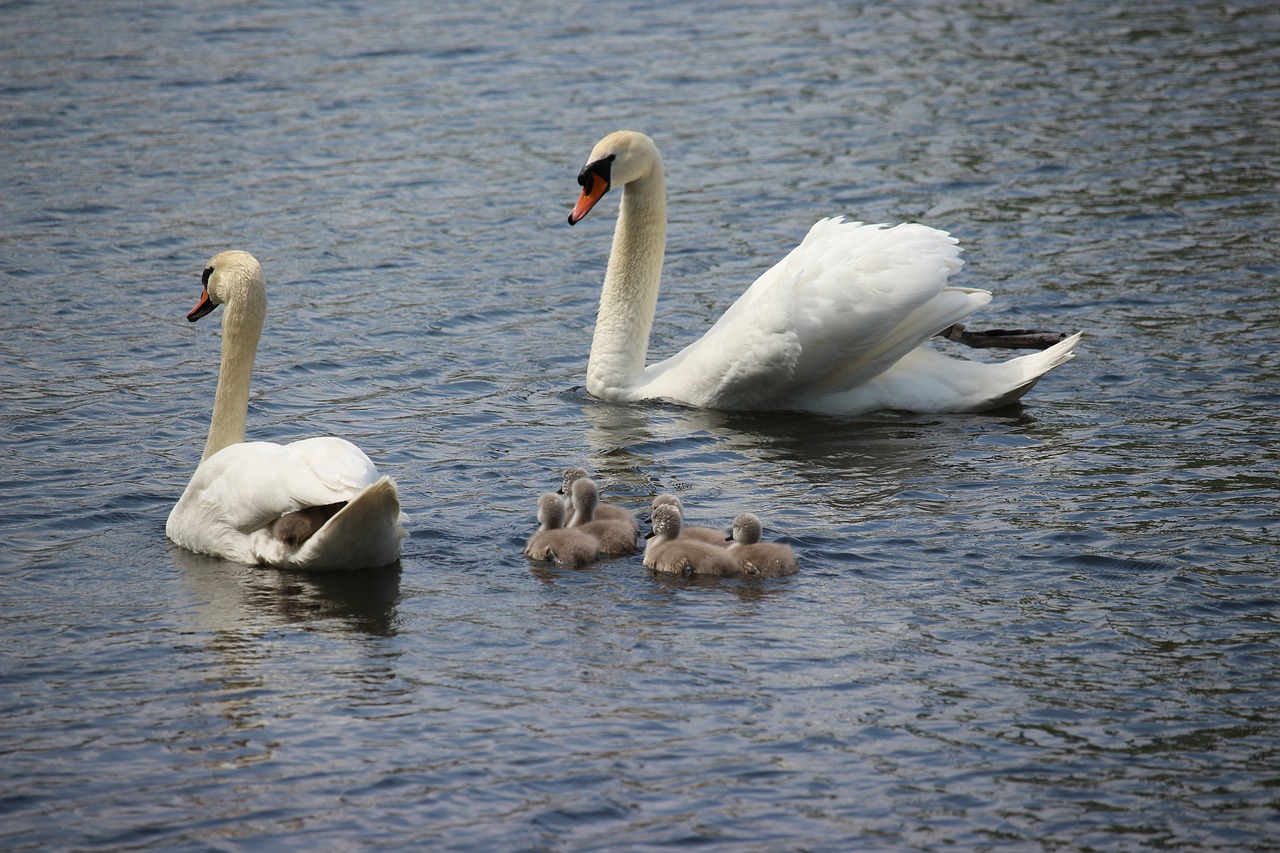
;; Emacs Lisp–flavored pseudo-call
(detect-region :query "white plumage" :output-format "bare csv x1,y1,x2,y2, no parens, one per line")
569,130,1080,415
166,251,405,570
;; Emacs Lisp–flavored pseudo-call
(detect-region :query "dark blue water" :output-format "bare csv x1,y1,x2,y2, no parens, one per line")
2,1,1278,850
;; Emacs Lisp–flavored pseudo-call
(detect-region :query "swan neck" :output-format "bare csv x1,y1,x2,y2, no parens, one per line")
587,168,666,399
202,291,264,462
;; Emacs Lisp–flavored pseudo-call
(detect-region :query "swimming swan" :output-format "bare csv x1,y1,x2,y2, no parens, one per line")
166,250,406,570
525,492,601,566
644,505,741,577
568,130,1081,415
726,513,799,577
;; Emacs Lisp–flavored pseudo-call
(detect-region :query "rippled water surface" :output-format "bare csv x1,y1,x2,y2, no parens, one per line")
3,0,1278,850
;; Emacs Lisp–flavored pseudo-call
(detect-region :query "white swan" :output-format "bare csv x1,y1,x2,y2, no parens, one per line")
568,130,1081,415
166,250,406,570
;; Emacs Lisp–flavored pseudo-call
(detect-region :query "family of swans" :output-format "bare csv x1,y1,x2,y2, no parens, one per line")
166,130,1082,573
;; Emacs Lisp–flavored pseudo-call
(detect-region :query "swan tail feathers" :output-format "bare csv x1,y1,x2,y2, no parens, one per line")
978,330,1082,408
255,476,406,571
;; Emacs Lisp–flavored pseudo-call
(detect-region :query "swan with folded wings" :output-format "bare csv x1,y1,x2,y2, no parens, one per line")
568,130,1081,415
166,251,406,570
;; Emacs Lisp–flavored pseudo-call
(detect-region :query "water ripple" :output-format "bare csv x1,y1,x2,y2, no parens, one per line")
2,0,1278,850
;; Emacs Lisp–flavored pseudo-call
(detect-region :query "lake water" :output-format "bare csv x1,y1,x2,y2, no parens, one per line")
2,0,1278,850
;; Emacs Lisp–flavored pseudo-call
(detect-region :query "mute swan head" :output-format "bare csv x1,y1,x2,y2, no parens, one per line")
569,130,661,225
187,250,265,322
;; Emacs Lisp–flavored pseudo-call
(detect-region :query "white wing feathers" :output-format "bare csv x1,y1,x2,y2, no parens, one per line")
639,219,985,409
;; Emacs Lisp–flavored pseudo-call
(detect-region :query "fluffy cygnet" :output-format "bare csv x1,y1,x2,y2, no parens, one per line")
644,504,741,577
525,492,601,566
560,466,638,532
726,513,799,576
568,478,639,556
651,494,728,547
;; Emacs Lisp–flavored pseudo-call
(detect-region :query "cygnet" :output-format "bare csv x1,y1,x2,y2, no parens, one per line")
726,513,799,576
651,494,727,547
644,504,741,577
560,466,638,531
525,492,601,566
568,478,639,556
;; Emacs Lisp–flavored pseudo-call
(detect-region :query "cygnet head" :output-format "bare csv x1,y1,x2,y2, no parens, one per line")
729,513,764,546
188,250,265,323
558,467,590,496
648,504,684,541
537,492,567,530
651,493,684,513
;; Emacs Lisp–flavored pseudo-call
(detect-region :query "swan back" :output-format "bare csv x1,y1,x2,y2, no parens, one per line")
248,475,405,570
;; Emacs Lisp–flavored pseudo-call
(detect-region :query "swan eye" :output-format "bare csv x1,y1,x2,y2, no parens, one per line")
201,266,214,287
577,154,615,189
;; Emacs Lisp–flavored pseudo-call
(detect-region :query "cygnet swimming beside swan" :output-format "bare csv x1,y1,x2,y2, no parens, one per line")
651,494,728,547
559,467,638,533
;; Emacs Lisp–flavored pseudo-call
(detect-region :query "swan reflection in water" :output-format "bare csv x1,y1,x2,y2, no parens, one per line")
170,546,403,639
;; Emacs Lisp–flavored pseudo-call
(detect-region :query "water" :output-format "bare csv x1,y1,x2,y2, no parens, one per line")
2,0,1278,849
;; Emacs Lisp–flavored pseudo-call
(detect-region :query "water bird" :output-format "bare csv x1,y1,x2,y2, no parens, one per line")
726,513,799,577
166,251,406,570
644,504,742,577
651,494,727,547
524,492,601,566
568,130,1081,415
567,477,639,556
559,466,638,533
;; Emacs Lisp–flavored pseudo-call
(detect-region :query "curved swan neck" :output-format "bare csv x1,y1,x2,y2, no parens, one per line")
202,287,265,462
587,166,666,399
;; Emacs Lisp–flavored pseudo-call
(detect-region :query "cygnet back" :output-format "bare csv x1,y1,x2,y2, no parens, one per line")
561,466,637,531
651,493,726,547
